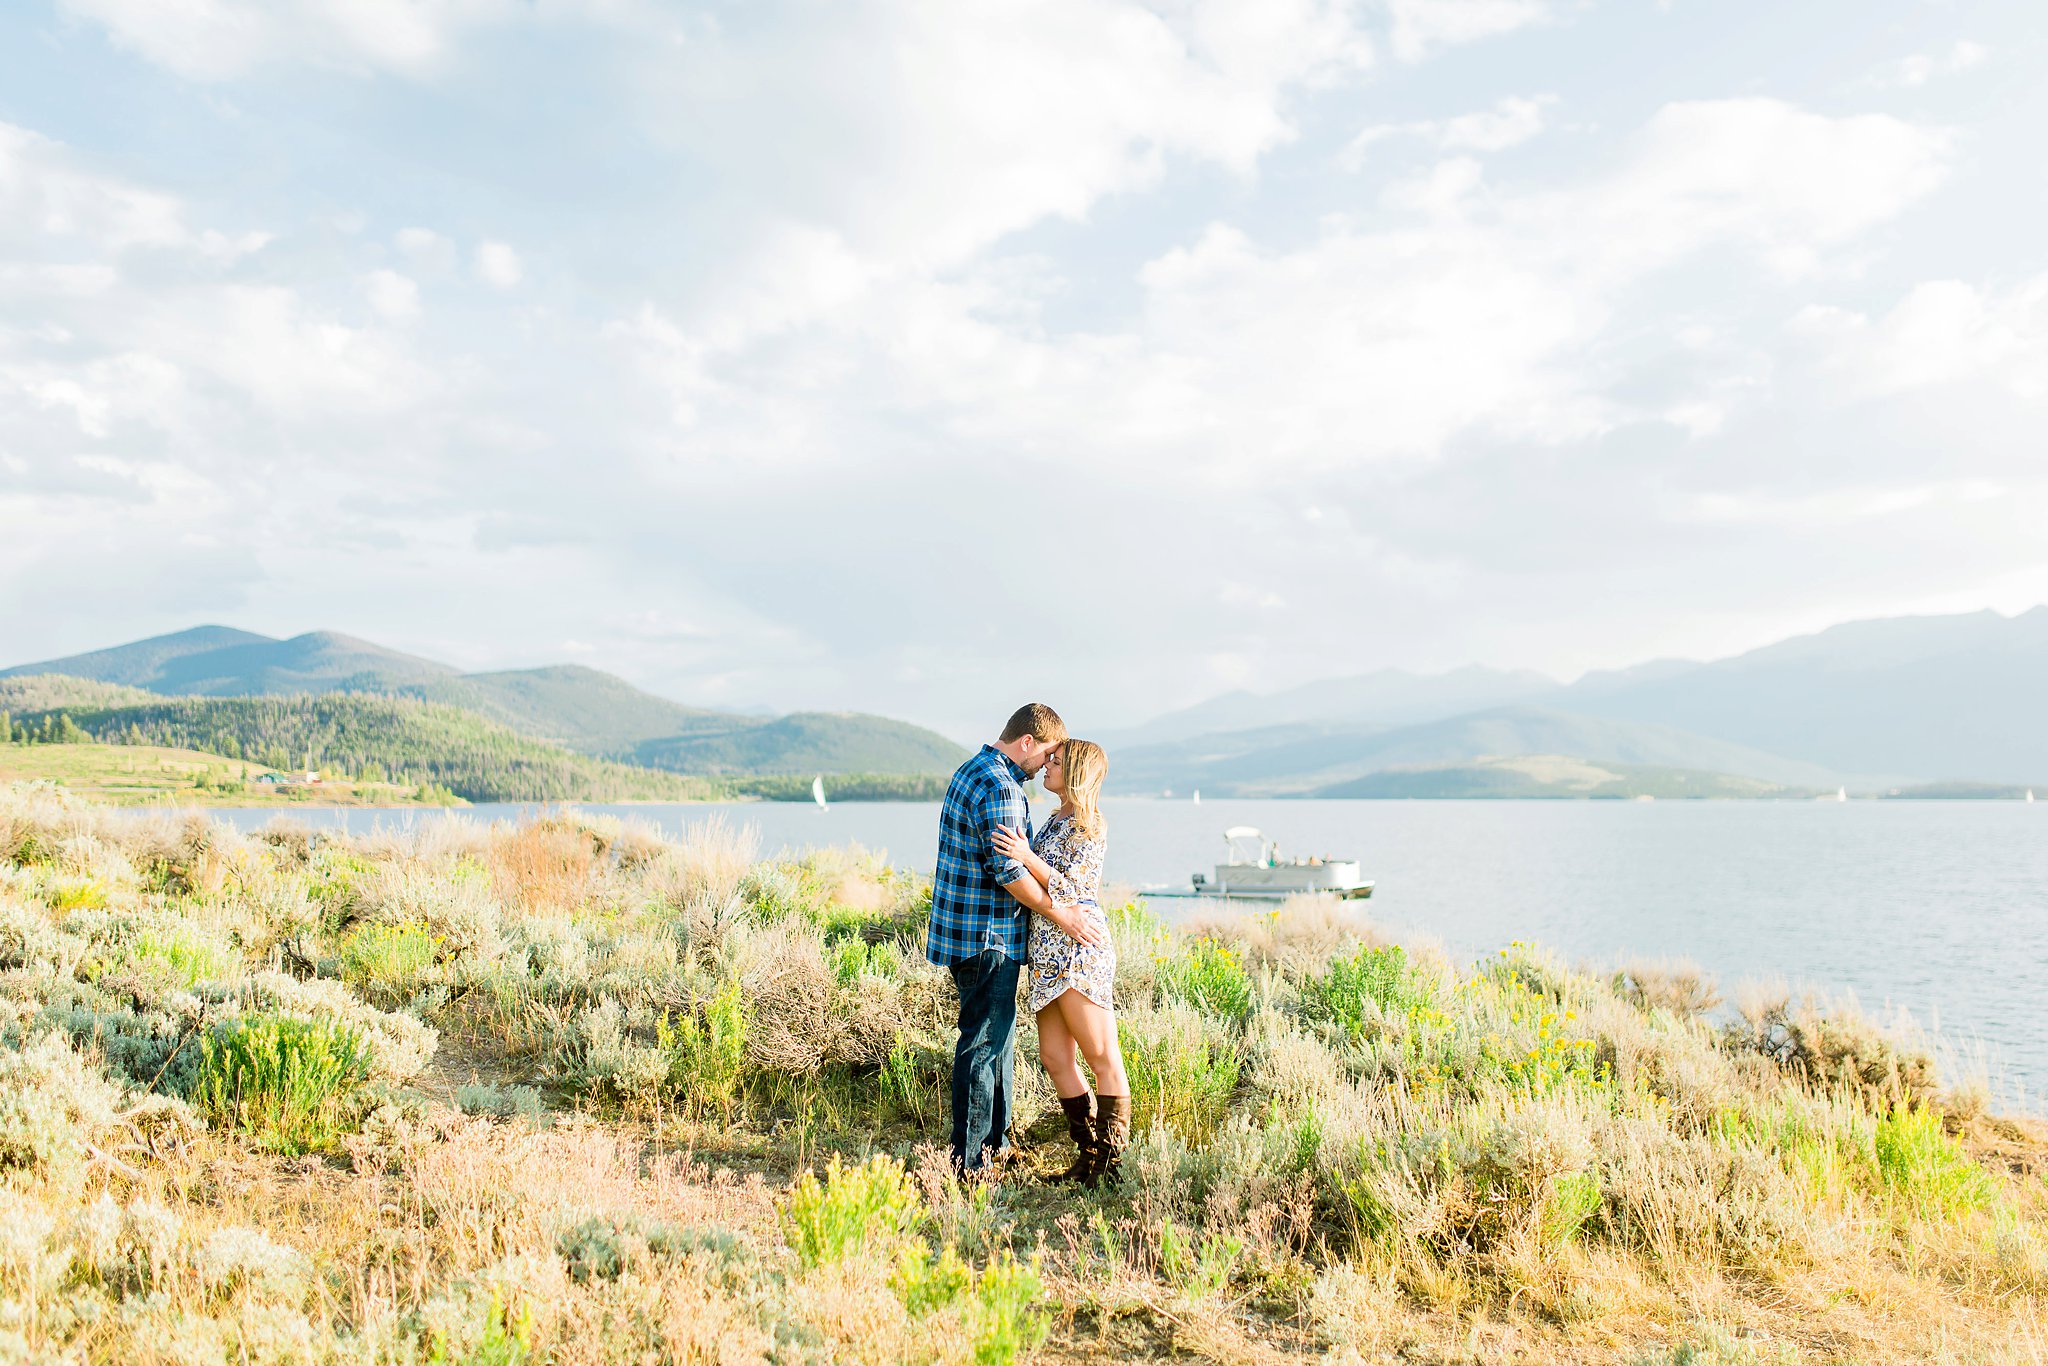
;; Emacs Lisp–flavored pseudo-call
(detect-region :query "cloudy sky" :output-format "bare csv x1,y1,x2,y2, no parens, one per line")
2,0,2043,739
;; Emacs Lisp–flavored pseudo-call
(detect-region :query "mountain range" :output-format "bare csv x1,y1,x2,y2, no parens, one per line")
10,606,2043,799
1101,607,2048,794
0,627,965,777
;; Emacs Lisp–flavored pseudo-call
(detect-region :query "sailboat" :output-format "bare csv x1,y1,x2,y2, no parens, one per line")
1836,786,1848,802
1192,789,1201,805
812,775,828,812
2029,789,2036,804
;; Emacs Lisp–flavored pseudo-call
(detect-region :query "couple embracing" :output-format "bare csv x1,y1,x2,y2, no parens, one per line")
926,702,1128,1185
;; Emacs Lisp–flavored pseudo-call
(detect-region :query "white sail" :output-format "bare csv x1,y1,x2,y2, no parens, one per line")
2029,790,2037,803
812,775,827,810
1192,789,1201,805
1836,786,1848,802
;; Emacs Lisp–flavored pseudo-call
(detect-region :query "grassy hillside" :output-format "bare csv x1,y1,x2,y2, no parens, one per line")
633,711,969,775
395,664,727,753
5,786,2044,1365
0,741,452,806
5,630,967,778
12,694,719,804
1314,754,1800,799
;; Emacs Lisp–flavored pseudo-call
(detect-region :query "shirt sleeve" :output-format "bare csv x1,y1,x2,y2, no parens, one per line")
1046,835,1105,911
979,778,1029,886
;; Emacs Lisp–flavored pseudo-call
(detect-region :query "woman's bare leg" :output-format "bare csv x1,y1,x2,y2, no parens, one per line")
1036,1003,1088,1098
1053,990,1128,1097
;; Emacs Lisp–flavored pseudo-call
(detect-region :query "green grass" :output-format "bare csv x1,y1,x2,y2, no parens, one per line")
194,1013,373,1154
127,921,240,988
13,695,721,804
0,741,445,807
1299,942,1430,1038
779,1154,925,1268
1121,1008,1243,1143
1153,935,1255,1021
1875,1104,1993,1216
339,921,441,1005
657,979,748,1120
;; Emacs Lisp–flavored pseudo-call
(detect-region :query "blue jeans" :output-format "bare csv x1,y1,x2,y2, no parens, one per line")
948,948,1021,1171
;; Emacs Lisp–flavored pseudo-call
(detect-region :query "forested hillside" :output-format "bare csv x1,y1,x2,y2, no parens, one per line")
0,675,160,713
11,694,719,803
633,711,967,775
4,629,967,777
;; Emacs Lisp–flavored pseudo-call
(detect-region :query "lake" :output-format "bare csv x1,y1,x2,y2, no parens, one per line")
210,797,2048,1104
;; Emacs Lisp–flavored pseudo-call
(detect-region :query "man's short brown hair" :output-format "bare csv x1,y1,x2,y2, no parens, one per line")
999,702,1067,745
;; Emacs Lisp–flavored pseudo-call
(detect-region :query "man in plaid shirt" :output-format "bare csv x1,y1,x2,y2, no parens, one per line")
928,702,1084,1172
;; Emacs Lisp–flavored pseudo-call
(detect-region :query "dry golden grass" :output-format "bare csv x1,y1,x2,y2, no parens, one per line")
6,781,2048,1366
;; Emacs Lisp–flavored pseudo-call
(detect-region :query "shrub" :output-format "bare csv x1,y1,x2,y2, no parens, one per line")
1107,898,1162,938
339,920,439,1005
880,1036,948,1125
1541,1170,1603,1248
1158,1219,1243,1298
892,1241,973,1315
1153,936,1254,1022
1299,944,1428,1039
415,1285,534,1366
194,1014,371,1154
779,1154,923,1268
1122,1005,1242,1144
0,1032,130,1195
46,878,107,912
124,919,240,990
969,1250,1050,1366
658,978,748,1120
1874,1104,1992,1218
1614,957,1722,1017
1726,985,1937,1110
829,937,897,985
888,1242,1050,1366
453,1082,548,1127
555,1215,632,1284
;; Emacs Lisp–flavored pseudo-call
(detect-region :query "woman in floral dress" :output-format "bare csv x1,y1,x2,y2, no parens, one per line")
991,739,1129,1185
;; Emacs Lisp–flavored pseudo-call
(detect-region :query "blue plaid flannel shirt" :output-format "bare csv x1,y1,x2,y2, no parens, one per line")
925,744,1034,966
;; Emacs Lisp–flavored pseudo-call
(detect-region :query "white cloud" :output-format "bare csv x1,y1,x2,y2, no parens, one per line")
1790,275,2048,399
474,241,522,289
0,123,432,455
627,0,1373,351
395,227,456,268
610,98,1952,487
361,269,421,321
0,122,187,252
0,352,187,439
1345,94,1555,166
1687,480,2004,528
7,0,2029,728
1560,99,1949,278
1384,0,1552,63
58,0,526,81
1871,39,1989,89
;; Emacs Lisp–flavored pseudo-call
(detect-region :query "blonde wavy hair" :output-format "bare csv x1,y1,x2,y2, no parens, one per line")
1061,739,1109,840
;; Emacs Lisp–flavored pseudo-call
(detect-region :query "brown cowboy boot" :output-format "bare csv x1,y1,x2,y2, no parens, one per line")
1082,1095,1130,1190
1043,1092,1097,1184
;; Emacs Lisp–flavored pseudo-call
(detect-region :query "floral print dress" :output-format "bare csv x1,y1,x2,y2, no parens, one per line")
1025,812,1114,1014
